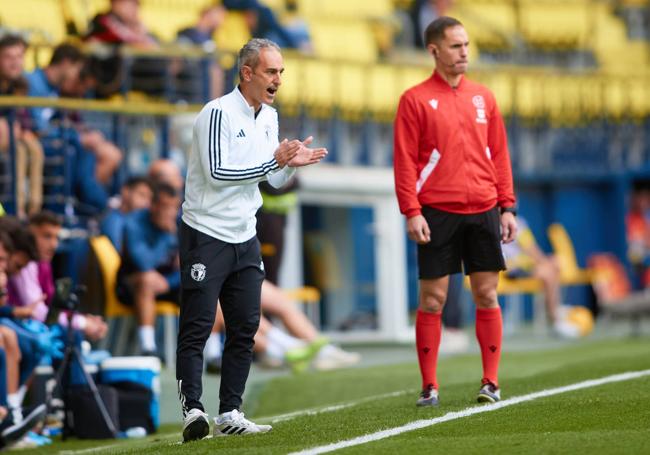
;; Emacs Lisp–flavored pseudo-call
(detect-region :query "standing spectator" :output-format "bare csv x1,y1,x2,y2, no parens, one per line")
393,17,516,407
176,38,326,441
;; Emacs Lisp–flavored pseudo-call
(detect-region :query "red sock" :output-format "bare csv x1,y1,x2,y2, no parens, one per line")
475,307,502,387
416,309,442,390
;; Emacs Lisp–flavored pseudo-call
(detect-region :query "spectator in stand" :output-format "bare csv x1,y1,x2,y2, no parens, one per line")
176,4,226,101
116,183,180,355
25,44,109,214
100,176,154,252
148,158,184,192
85,0,157,48
85,0,171,97
223,0,311,50
0,34,44,218
626,183,650,289
411,0,454,48
58,62,124,187
0,230,47,450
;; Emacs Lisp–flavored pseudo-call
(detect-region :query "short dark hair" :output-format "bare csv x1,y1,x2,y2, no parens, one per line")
152,182,178,203
0,34,28,52
0,230,14,253
424,16,463,46
124,175,153,191
28,210,63,228
49,43,84,66
0,218,38,261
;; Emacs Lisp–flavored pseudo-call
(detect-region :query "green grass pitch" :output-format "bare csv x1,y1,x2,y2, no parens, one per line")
26,336,650,454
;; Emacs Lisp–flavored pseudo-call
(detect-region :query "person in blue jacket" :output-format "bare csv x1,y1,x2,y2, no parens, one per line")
116,183,180,355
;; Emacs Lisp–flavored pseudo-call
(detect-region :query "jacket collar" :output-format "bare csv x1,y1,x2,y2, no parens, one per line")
431,70,465,91
232,85,265,118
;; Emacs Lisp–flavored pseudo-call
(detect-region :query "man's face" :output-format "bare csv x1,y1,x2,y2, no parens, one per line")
0,44,26,81
112,0,141,24
242,48,283,107
58,60,84,91
150,193,180,233
122,182,153,212
29,223,61,263
429,25,469,75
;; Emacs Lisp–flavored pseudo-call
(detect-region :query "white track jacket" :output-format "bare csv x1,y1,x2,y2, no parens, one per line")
182,87,295,243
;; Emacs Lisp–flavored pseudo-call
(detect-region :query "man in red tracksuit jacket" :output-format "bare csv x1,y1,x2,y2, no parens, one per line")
393,16,518,407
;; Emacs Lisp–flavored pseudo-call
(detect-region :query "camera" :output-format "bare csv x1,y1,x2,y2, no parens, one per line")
52,278,84,312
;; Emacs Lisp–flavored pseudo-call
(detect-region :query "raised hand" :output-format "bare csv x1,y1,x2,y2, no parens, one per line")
288,136,328,167
274,138,301,167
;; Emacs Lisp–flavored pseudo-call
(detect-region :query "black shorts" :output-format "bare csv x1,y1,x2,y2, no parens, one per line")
417,206,506,279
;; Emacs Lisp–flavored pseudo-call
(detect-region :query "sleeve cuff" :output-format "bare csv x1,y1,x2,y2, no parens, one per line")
405,208,422,218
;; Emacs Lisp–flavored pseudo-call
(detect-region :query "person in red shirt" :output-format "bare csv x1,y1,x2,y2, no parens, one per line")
393,16,517,406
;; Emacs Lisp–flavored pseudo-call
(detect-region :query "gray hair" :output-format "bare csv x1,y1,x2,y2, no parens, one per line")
238,38,280,78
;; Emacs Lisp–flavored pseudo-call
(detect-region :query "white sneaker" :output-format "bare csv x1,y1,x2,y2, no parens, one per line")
214,409,272,436
313,345,361,371
553,320,580,339
182,408,210,442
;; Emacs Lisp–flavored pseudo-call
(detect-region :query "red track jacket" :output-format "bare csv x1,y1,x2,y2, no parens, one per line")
393,71,516,218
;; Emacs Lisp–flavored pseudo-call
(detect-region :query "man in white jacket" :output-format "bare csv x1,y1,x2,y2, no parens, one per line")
177,38,326,442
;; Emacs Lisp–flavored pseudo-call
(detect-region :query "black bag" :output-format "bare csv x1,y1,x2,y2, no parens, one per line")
112,381,155,434
67,385,119,439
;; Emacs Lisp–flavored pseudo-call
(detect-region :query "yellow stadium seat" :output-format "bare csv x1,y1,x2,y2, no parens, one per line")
308,20,378,63
0,0,66,43
215,10,252,53
276,56,301,115
518,0,591,50
546,223,592,285
514,74,544,120
336,63,366,120
301,60,335,117
297,0,393,19
367,64,399,121
450,0,516,50
90,235,179,365
65,0,110,35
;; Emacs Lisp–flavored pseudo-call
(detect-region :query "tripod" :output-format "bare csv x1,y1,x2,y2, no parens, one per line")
49,311,117,440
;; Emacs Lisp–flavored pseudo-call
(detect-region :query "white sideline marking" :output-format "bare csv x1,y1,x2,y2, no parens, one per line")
59,389,414,454
290,369,650,455
257,389,414,424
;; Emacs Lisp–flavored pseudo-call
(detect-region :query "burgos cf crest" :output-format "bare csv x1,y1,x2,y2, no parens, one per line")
191,263,206,282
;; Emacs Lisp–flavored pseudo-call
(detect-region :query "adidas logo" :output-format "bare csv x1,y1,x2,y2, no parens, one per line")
236,129,246,138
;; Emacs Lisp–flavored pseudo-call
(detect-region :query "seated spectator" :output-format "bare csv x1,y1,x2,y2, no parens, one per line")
85,0,158,49
85,0,171,97
148,158,184,192
116,183,180,355
25,44,109,215
223,0,311,50
625,184,650,289
176,4,226,101
0,34,44,218
501,216,579,338
207,280,360,373
58,63,123,187
101,176,153,251
177,5,226,47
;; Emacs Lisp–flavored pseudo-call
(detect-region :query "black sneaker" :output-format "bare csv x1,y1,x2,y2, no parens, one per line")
416,384,439,407
0,404,47,449
477,381,501,403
